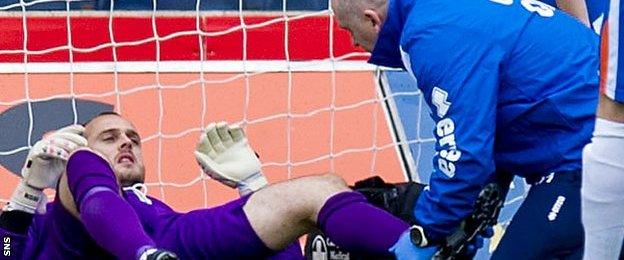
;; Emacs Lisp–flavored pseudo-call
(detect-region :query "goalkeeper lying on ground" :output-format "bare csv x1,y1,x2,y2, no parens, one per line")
0,112,419,259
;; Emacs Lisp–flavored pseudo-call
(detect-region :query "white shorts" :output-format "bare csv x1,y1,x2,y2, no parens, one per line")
582,118,624,260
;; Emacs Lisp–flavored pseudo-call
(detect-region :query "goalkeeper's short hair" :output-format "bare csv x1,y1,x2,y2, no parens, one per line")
82,111,120,127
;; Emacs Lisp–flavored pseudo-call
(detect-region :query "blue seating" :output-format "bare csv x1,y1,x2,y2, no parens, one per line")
0,0,96,10
95,0,327,11
0,0,328,11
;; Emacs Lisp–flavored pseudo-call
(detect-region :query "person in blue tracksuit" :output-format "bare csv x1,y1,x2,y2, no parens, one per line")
331,0,599,258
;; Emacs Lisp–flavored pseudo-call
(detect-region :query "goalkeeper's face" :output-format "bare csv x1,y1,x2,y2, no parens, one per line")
84,114,146,186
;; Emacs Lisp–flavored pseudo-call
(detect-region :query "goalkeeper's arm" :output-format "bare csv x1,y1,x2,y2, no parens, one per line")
0,125,85,259
4,125,87,214
2,124,86,229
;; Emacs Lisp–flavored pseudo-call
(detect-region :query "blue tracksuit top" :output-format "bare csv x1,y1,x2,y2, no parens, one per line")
369,0,599,242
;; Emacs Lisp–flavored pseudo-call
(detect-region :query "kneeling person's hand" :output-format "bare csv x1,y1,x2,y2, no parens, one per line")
390,228,437,260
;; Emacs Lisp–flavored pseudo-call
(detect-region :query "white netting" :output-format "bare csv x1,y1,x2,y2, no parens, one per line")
0,0,431,210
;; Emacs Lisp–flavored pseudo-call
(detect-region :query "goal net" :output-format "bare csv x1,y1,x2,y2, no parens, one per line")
0,1,429,211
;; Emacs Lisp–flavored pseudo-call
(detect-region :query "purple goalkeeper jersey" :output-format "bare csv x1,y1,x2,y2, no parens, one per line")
1,189,302,259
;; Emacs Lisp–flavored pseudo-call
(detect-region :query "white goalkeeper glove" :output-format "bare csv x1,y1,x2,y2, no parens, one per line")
195,122,267,195
5,125,87,214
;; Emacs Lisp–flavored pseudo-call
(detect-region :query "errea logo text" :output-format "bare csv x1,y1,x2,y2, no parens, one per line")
432,87,461,178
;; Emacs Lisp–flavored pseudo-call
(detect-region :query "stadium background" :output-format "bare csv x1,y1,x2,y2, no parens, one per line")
0,1,529,258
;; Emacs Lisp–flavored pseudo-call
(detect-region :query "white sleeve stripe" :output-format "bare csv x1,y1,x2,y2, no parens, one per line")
606,0,621,100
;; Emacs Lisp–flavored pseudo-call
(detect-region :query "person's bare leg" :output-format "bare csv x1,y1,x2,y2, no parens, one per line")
243,173,409,255
243,174,348,248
